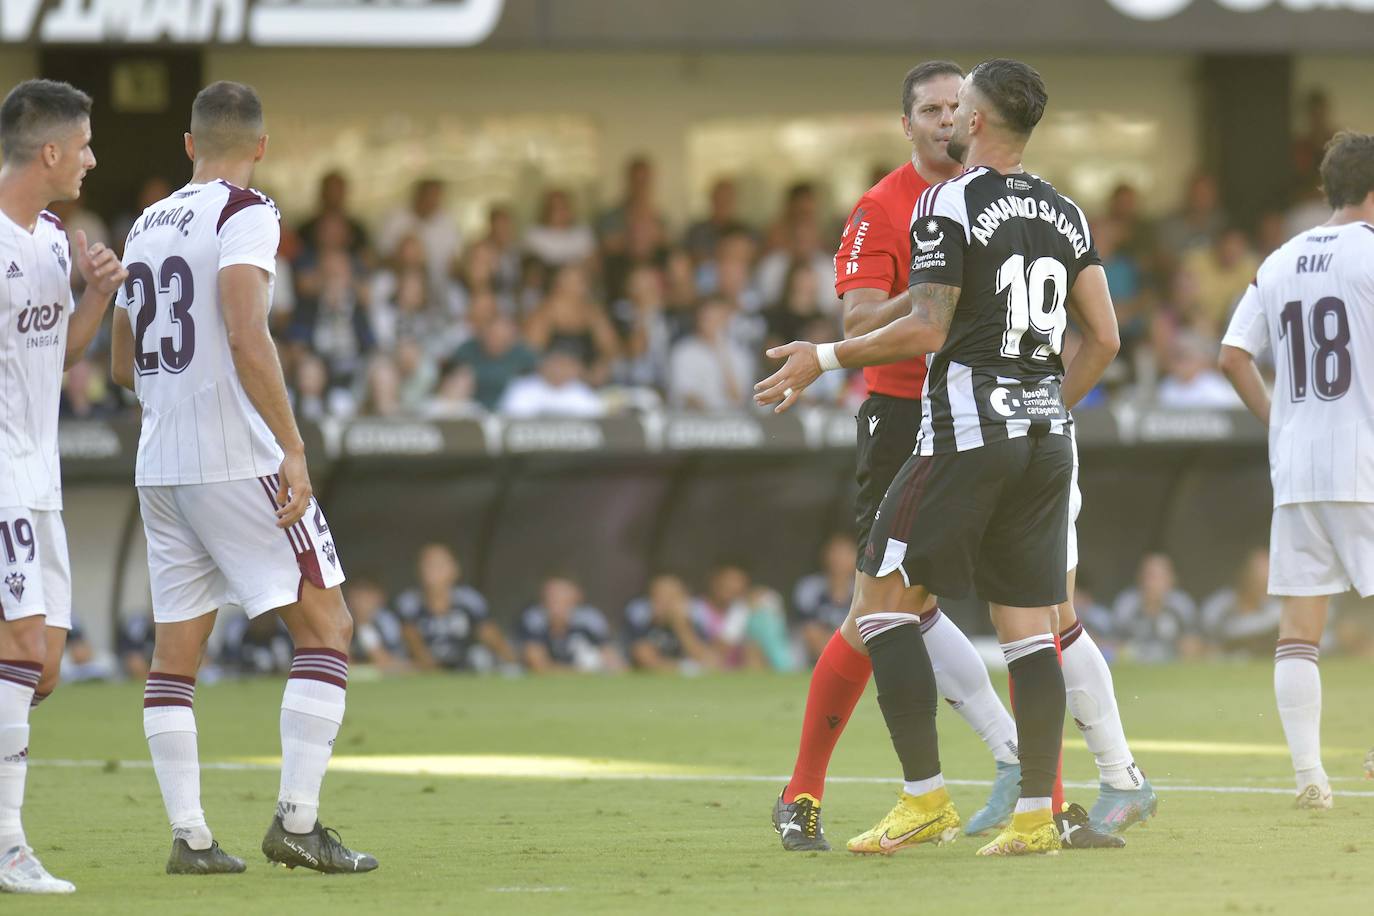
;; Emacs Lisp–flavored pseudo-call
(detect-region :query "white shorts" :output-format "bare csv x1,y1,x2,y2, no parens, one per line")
138,476,346,623
1269,501,1374,598
1067,433,1082,573
0,507,71,630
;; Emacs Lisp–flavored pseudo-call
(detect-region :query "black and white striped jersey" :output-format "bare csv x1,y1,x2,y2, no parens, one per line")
907,167,1100,455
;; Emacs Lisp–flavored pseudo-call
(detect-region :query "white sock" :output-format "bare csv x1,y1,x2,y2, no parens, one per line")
921,609,1019,765
1015,796,1052,814
1060,622,1145,791
1275,641,1326,791
903,773,945,797
0,662,41,853
143,674,212,850
279,650,348,834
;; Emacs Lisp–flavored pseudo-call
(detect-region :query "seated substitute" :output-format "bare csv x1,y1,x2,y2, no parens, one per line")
516,575,623,673
394,543,516,672
624,574,718,672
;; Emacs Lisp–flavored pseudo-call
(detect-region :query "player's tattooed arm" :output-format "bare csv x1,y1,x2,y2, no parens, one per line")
755,282,959,412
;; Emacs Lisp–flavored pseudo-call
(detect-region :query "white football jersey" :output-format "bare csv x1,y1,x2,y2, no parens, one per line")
119,181,284,486
0,209,74,511
1223,220,1374,506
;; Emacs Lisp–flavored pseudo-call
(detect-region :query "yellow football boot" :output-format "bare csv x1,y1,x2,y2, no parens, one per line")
846,786,960,855
976,807,1062,857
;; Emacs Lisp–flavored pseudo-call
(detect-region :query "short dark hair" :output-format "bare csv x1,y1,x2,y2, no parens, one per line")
969,58,1047,136
0,79,92,163
1319,131,1374,209
190,81,263,156
901,60,963,118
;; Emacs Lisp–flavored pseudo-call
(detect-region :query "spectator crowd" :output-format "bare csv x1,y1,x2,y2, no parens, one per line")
68,535,1373,685
55,93,1345,422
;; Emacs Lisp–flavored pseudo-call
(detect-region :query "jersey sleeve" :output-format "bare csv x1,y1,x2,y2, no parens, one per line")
393,590,422,624
834,195,900,297
1221,282,1270,358
909,186,968,289
623,598,653,640
218,203,280,275
461,587,490,622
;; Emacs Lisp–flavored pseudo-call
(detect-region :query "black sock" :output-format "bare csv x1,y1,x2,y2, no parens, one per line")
1006,647,1065,799
866,621,941,783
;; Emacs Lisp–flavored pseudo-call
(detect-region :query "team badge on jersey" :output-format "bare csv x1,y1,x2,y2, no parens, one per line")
322,541,337,568
51,242,67,273
5,571,24,601
911,219,947,271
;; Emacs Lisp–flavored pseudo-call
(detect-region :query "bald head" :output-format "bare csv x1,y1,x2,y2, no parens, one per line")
189,81,263,159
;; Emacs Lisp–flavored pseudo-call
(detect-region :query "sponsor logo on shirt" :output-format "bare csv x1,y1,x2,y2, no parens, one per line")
910,219,947,272
5,261,21,279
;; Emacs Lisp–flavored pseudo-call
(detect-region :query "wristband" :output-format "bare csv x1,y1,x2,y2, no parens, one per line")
816,342,842,372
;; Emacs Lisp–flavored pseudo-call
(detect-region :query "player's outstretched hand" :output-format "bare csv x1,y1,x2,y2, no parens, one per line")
754,341,821,414
74,230,127,298
275,450,313,528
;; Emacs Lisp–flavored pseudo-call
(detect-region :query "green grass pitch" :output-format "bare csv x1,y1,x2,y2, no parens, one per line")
14,660,1373,914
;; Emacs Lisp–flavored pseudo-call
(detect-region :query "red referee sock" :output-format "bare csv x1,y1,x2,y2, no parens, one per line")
784,630,872,804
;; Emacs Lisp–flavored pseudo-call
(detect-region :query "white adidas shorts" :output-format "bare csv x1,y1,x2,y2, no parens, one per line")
138,476,346,623
1269,501,1374,598
0,507,71,630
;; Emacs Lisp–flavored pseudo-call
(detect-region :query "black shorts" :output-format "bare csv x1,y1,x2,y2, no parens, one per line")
854,395,923,556
857,433,1073,607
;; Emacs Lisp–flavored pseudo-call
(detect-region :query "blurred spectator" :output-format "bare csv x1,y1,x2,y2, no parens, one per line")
524,264,620,384
1290,89,1336,197
1283,183,1331,239
290,351,356,421
448,313,538,410
378,178,462,290
347,577,408,673
219,613,294,675
765,182,821,253
1070,572,1116,641
603,207,669,303
360,355,403,417
59,357,120,418
1177,227,1258,336
395,544,516,672
598,155,665,256
1105,182,1158,274
370,234,458,354
792,534,856,661
755,221,838,317
1157,330,1241,409
61,623,114,682
764,260,825,347
611,263,675,390
499,345,606,418
117,614,156,681
517,575,623,673
685,178,754,263
1201,548,1282,657
288,248,376,387
1112,553,1202,663
524,189,597,268
1158,173,1227,268
699,563,796,671
663,248,699,313
423,363,481,419
668,298,754,411
625,574,717,672
482,204,522,294
298,170,370,259
394,338,440,414
1255,210,1288,258
111,176,173,255
453,239,513,319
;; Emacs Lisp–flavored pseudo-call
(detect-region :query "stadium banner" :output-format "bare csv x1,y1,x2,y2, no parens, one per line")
57,406,1266,476
2,0,1373,49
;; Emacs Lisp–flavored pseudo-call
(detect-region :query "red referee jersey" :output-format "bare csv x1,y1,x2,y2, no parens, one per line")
833,161,929,400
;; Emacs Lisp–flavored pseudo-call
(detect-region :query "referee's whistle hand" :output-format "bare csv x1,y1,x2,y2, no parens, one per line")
754,341,819,414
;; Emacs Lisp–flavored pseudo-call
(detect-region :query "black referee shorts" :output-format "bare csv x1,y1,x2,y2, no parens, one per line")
857,433,1073,608
854,395,923,557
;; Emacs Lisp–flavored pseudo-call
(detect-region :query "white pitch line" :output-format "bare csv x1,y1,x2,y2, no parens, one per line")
30,758,1374,798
